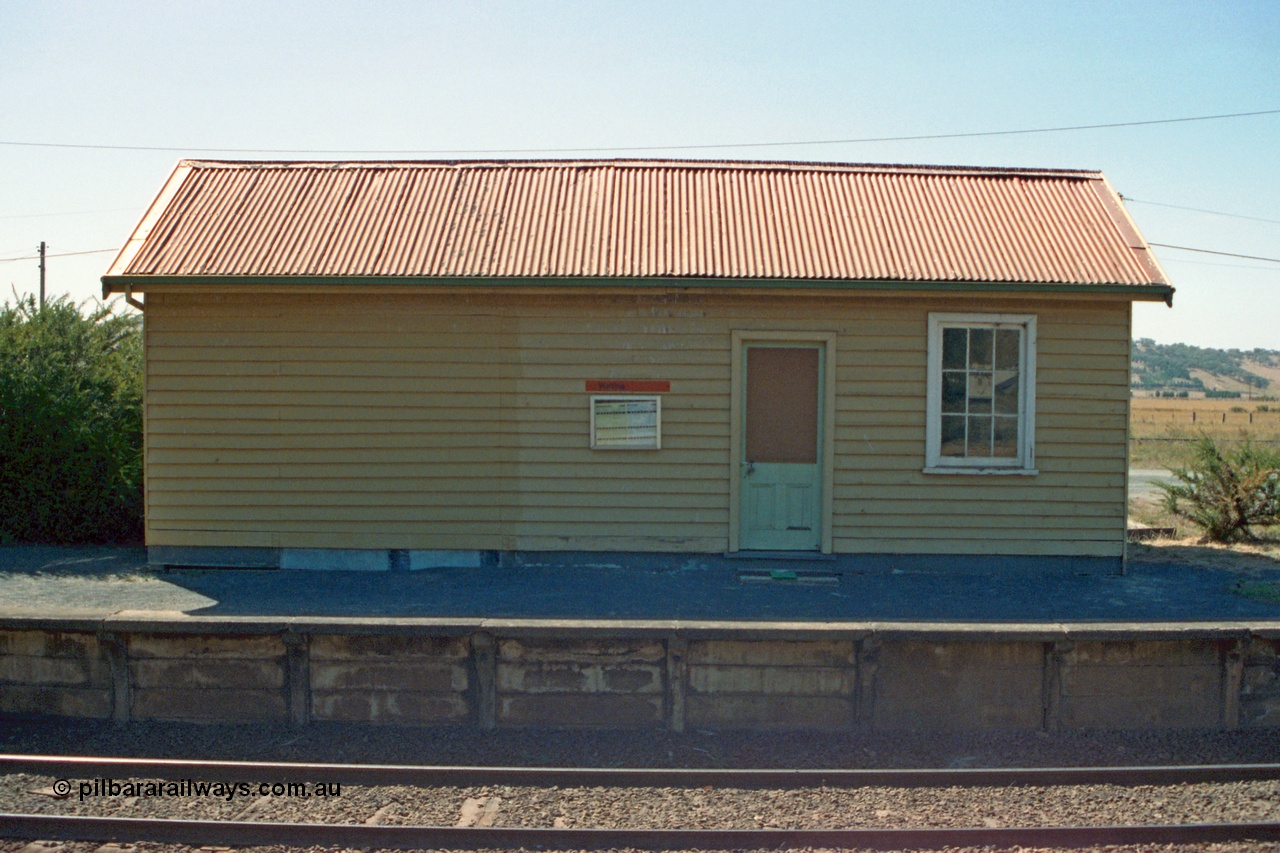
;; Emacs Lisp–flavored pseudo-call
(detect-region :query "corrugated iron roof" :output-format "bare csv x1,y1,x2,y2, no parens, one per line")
104,159,1170,293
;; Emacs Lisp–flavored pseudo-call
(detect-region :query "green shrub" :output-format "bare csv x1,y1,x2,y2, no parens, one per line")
1159,436,1280,543
0,296,143,543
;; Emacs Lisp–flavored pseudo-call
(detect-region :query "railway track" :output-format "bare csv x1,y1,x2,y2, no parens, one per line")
3,754,1280,851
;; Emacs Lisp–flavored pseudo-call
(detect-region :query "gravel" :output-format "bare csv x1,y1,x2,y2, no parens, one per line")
3,774,1280,829
4,718,1280,852
7,835,1280,850
5,719,1280,769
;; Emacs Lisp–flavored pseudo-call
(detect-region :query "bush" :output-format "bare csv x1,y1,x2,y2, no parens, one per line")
1159,436,1280,542
0,296,143,543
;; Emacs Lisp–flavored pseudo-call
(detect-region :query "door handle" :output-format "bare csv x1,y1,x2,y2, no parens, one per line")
745,461,755,476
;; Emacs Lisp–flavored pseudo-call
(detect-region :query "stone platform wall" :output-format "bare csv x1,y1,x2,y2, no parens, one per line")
2,619,1277,731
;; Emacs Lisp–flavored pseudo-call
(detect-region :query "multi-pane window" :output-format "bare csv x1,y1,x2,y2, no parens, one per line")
926,314,1036,472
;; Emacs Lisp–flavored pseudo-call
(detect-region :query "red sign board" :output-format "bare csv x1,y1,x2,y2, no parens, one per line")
586,380,670,393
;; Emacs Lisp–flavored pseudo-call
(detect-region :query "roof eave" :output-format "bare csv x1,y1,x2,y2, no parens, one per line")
101,274,1176,303
101,162,195,299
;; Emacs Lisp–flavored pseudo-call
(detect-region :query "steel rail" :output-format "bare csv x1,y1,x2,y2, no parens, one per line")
3,753,1280,788
4,813,1280,851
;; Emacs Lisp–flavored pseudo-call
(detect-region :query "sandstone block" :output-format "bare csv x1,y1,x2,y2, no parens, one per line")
1244,639,1280,666
128,634,284,659
1061,665,1219,698
1243,665,1280,695
499,638,664,664
0,631,99,659
0,655,108,687
874,663,1042,730
1064,640,1218,667
1060,696,1217,729
688,695,852,730
310,661,467,692
131,688,286,722
1241,696,1280,727
884,641,1042,669
687,640,854,667
688,665,853,696
499,693,663,727
130,658,285,690
0,685,111,718
497,662,662,694
309,634,468,661
311,691,469,723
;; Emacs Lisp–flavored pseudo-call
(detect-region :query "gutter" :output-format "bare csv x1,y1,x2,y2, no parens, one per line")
101,275,1178,303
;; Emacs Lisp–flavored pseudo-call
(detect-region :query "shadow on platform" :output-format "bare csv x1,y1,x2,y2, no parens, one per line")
3,544,1280,622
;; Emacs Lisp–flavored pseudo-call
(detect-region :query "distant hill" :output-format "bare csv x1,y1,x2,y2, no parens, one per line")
1131,339,1280,393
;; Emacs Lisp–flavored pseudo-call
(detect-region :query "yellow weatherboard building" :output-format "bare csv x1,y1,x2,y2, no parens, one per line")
103,160,1172,573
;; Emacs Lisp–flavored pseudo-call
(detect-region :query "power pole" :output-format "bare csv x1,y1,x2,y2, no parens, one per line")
38,241,46,308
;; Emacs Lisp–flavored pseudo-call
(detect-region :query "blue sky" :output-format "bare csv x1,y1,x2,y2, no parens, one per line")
1,1,1276,349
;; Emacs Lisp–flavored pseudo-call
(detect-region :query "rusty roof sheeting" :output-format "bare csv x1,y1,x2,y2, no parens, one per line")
106,160,1169,288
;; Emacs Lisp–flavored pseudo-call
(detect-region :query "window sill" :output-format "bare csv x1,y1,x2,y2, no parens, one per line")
922,466,1038,476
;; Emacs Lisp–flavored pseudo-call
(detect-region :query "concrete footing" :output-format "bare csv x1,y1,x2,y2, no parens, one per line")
149,547,499,571
147,546,1122,575
3,616,1279,730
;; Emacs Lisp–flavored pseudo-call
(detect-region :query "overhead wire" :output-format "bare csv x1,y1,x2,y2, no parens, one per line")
1148,243,1280,264
2,238,1276,273
0,196,1269,228
5,243,1277,269
0,109,1274,263
1123,197,1280,226
0,206,142,220
1,110,1275,271
0,248,118,264
0,108,1277,156
1159,257,1280,273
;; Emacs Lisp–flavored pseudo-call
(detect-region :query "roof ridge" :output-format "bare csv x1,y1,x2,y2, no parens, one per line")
174,158,1104,180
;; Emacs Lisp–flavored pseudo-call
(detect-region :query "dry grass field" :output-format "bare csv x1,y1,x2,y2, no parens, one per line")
1130,396,1280,469
1128,397,1280,545
1128,537,1280,571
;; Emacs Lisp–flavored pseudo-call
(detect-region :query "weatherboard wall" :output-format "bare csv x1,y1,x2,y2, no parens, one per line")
142,288,1129,558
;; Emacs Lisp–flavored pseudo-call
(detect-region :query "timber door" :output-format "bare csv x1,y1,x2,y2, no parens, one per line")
739,344,823,550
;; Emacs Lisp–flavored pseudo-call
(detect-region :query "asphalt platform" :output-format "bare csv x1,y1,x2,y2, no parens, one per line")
2,544,1280,623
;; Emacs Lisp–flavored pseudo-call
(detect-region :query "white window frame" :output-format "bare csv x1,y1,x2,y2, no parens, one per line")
589,395,662,450
925,312,1037,474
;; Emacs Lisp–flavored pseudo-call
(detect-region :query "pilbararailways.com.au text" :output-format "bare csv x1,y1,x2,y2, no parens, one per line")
59,778,342,801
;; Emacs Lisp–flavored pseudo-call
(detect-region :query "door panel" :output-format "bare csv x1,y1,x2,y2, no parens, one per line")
746,348,819,463
740,345,822,550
